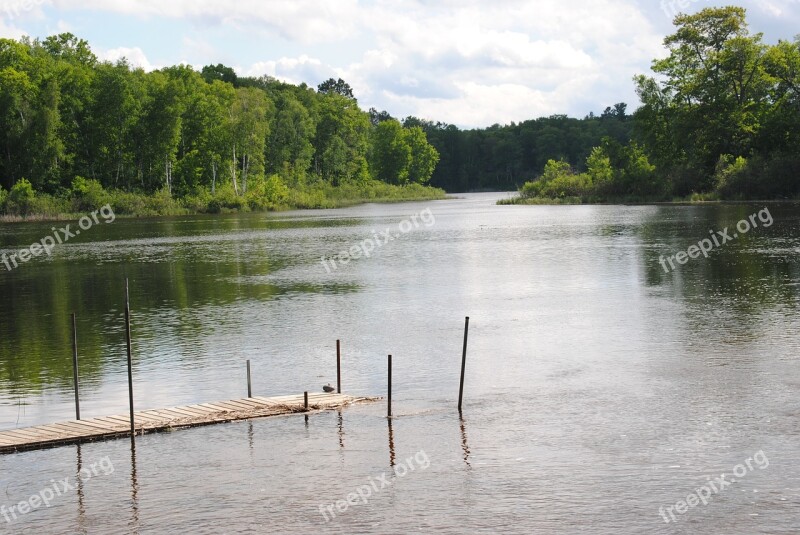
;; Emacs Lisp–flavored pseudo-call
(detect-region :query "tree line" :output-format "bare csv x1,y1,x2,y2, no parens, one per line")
2,6,798,213
0,35,441,215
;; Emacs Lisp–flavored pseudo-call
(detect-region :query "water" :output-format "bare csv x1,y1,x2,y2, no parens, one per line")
0,194,798,533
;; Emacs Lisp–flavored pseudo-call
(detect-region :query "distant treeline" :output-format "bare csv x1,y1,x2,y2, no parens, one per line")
385,106,633,193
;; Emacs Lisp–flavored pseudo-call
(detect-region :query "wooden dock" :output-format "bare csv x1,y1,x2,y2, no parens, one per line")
0,393,376,454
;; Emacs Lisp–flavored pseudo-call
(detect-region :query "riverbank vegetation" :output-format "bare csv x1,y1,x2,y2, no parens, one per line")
0,36,443,219
500,7,800,204
2,6,797,217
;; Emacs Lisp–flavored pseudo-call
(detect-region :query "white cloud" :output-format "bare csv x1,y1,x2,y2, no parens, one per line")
98,46,156,70
28,0,788,126
52,0,361,43
244,55,338,86
336,0,662,125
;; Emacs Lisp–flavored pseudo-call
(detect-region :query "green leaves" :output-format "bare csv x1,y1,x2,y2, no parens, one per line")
370,120,439,185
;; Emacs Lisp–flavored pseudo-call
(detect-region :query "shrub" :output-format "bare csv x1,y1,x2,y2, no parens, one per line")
145,187,185,216
0,187,6,211
181,188,213,213
207,184,248,213
71,176,111,212
6,178,36,215
519,160,593,199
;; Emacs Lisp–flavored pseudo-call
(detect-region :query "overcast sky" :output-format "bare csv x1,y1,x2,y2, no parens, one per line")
1,1,798,128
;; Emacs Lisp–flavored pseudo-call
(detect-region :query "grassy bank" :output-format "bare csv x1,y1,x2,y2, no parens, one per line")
0,177,446,223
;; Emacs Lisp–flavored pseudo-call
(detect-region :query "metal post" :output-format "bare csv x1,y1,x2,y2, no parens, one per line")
336,340,341,394
247,360,252,398
71,313,81,421
125,279,135,438
458,317,470,412
387,354,392,418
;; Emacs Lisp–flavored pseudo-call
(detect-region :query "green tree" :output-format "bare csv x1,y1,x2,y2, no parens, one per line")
635,7,771,191
404,126,439,184
371,119,410,184
317,78,355,99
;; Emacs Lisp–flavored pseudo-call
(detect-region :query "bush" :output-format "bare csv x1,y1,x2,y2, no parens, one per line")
715,154,800,199
181,188,213,213
207,184,248,213
6,179,36,215
145,188,185,216
0,187,6,211
71,176,111,212
519,160,593,199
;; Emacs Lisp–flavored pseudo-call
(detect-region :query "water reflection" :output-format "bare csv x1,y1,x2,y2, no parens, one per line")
459,416,471,468
129,438,140,533
337,410,344,449
75,444,86,532
387,419,396,468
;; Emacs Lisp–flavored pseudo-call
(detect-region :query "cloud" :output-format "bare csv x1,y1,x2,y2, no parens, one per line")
52,0,361,43
98,46,156,70
17,0,796,128
337,0,661,125
244,55,338,86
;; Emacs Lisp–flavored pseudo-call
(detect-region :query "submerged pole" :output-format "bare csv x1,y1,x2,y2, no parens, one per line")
458,316,470,412
247,360,252,398
71,313,81,421
125,279,135,438
387,354,392,418
336,340,341,394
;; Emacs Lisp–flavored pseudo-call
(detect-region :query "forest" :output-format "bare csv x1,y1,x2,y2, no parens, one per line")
1,6,798,218
0,38,443,217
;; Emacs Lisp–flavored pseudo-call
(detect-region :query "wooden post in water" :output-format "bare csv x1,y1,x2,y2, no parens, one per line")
124,279,135,438
336,340,341,394
387,354,392,418
304,391,309,411
71,313,81,421
246,360,252,398
458,317,470,412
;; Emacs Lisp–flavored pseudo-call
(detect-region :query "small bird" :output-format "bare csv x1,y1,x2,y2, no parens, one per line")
323,383,335,393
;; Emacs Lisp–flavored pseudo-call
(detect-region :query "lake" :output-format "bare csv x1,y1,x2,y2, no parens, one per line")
0,193,798,533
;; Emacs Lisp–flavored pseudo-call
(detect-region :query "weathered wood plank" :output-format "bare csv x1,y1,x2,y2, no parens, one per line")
0,394,376,454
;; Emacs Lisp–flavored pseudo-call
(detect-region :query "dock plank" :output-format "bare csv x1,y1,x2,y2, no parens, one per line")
0,394,376,454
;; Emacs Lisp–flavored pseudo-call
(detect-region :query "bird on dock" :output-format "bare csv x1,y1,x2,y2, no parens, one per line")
323,384,335,393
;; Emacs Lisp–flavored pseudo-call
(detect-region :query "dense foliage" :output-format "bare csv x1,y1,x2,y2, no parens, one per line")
0,34,442,216
369,105,633,193
507,7,800,203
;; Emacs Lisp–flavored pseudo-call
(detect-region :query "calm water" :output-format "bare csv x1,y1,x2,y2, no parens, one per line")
0,194,799,534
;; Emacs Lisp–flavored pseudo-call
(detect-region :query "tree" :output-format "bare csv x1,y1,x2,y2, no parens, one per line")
201,64,238,86
405,126,439,184
229,87,272,194
371,120,410,184
267,92,315,183
635,7,770,185
317,78,355,99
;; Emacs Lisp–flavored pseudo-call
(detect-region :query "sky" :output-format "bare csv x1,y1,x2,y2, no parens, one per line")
0,0,798,128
